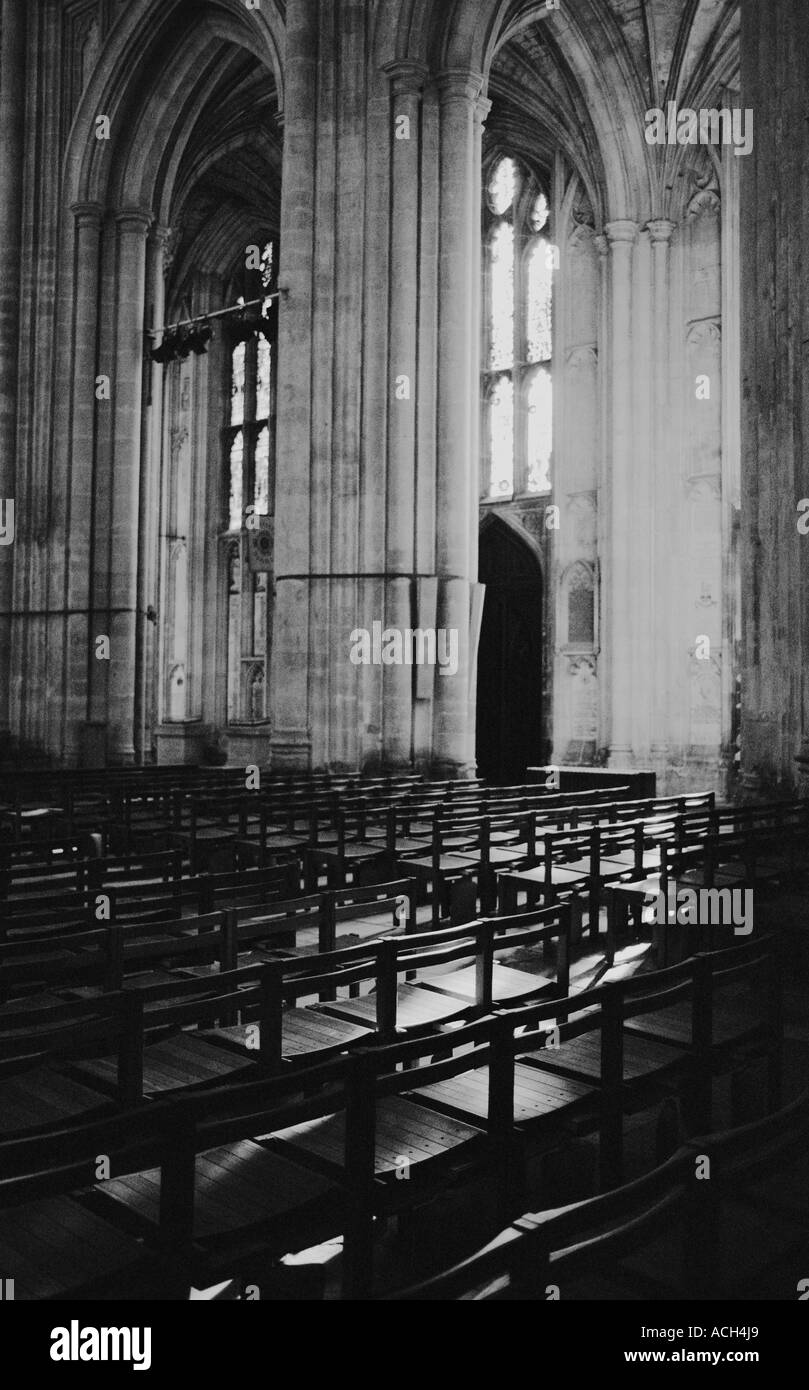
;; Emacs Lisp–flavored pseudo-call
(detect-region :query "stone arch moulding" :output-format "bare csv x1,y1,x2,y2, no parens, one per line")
479,507,546,580
377,1,651,223
62,0,285,215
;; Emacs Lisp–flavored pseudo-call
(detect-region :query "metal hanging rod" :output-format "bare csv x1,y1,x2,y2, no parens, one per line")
147,290,286,339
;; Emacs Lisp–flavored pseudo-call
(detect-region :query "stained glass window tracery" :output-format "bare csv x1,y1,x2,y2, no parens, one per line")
489,223,515,372
482,159,554,498
488,157,517,215
223,238,278,724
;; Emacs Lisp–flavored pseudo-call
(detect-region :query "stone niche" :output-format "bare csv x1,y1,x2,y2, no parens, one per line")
561,655,598,762
688,651,722,749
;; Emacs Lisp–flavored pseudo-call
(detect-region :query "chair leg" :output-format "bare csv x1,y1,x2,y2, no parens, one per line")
605,892,618,966
655,1096,683,1165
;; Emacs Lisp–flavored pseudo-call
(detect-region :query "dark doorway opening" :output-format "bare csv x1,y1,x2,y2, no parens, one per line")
476,519,544,783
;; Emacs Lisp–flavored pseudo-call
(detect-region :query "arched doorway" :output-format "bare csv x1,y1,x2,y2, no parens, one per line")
476,519,544,783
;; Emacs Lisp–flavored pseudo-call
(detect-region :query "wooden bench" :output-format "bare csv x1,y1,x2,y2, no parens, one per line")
0,991,144,1135
0,1103,184,1298
389,1082,809,1301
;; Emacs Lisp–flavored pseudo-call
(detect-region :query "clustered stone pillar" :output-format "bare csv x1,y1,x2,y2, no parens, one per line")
739,0,809,792
270,10,489,775
65,202,104,761
107,209,150,764
433,70,482,776
0,0,27,738
270,0,316,772
647,218,676,764
383,61,426,767
134,224,169,764
604,220,638,765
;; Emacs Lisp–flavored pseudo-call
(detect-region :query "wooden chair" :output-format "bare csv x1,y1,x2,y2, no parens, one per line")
0,991,144,1136
0,1102,184,1299
390,1083,809,1301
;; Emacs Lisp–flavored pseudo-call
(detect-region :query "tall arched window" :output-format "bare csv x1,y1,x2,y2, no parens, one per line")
483,158,554,499
223,241,278,725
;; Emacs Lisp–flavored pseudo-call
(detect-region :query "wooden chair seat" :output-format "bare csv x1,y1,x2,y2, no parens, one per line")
0,1066,112,1135
0,991,66,1017
389,835,432,855
400,852,479,875
277,1096,483,1177
500,863,586,889
179,953,285,981
435,841,526,866
315,843,388,864
600,847,661,871
5,807,62,826
333,909,404,938
0,1196,150,1300
203,1008,373,1060
236,834,308,858
168,823,224,843
419,961,553,1004
68,969,190,1000
608,874,661,899
525,1030,683,1084
98,1139,337,1243
73,1031,257,1097
409,1061,595,1127
557,856,630,881
320,982,470,1031
624,989,760,1048
489,842,530,860
678,865,750,888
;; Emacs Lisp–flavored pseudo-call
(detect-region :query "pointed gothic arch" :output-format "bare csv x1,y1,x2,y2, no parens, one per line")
476,515,545,782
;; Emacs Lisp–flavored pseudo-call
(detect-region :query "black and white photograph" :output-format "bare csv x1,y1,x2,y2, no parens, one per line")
0,0,806,1355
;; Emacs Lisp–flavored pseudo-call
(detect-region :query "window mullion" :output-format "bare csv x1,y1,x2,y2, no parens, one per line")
514,224,526,496
244,340,258,510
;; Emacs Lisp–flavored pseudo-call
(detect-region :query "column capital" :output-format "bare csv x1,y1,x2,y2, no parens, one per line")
436,68,486,108
115,207,153,234
382,59,428,98
604,219,638,246
474,94,492,126
70,201,104,228
150,223,172,250
646,217,677,244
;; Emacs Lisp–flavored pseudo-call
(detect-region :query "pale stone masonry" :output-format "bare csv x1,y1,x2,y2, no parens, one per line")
0,0,798,793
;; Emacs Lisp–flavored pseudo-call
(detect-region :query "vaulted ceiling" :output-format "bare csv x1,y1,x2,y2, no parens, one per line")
168,45,282,299
487,0,740,221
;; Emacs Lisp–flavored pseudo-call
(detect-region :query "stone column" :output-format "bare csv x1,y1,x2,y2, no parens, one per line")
382,61,426,766
384,61,425,573
604,220,638,765
107,208,150,764
466,94,491,770
739,0,809,793
433,70,482,775
65,202,104,760
594,232,611,756
0,0,27,736
720,142,741,792
647,219,676,764
270,0,317,771
134,224,169,764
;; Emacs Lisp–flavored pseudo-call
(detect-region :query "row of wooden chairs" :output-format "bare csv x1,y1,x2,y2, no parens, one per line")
604,798,809,965
0,930,782,1299
0,904,572,1134
394,792,715,931
393,1079,809,1301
